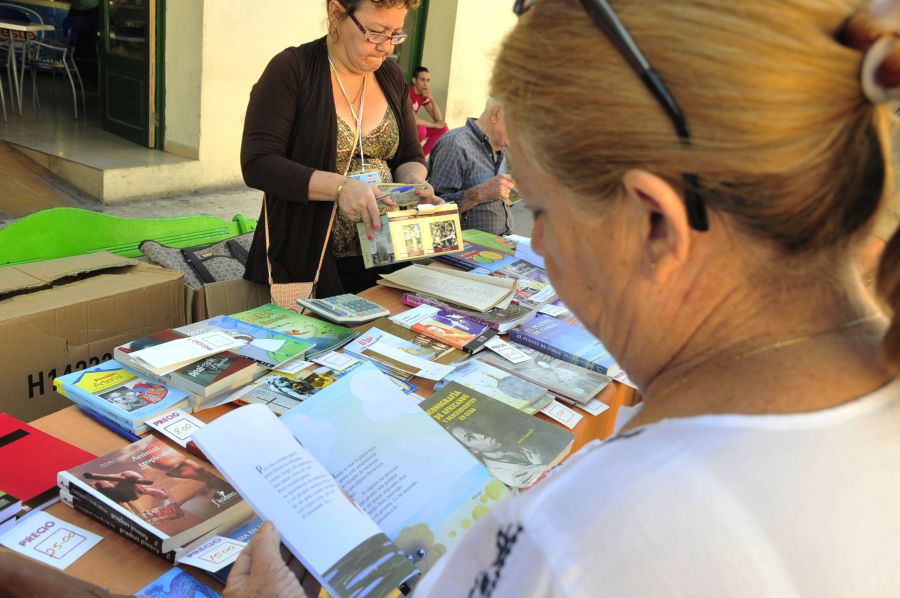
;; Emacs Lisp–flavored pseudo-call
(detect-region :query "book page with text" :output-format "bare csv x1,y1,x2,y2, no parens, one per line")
192,404,416,598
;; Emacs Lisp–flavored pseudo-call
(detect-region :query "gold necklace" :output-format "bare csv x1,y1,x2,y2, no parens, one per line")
646,313,884,402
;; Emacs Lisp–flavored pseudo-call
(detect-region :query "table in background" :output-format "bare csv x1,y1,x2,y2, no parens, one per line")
10,283,637,594
0,21,55,115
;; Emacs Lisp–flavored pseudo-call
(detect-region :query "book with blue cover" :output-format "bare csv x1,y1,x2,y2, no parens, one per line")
53,360,192,434
137,566,220,597
178,315,314,369
508,314,619,375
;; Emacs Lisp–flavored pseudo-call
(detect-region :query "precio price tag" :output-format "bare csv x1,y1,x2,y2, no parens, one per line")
177,535,248,572
147,409,206,448
0,511,102,570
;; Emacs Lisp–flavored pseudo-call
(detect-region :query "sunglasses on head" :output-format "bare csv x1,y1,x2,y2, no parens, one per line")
513,0,708,231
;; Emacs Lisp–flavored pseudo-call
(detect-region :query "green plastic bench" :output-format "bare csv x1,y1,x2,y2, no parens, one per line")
0,208,258,266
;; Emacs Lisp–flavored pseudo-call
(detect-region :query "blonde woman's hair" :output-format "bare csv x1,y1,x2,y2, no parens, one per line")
493,0,900,364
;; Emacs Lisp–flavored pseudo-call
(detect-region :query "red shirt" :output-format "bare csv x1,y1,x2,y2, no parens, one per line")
409,85,431,114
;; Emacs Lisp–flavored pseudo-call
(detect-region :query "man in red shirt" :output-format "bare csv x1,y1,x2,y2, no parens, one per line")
409,66,449,157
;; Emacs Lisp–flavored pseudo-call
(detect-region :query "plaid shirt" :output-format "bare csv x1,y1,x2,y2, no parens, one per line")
428,118,512,235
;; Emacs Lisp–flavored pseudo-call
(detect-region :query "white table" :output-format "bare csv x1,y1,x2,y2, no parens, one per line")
0,20,55,116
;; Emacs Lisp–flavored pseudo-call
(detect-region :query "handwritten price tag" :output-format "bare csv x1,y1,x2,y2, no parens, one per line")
176,535,248,572
147,409,206,448
0,511,102,570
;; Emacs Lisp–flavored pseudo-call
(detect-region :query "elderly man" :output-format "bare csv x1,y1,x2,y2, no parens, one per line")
428,99,515,236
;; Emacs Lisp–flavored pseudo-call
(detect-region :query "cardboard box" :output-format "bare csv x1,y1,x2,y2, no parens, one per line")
187,279,271,323
0,253,186,422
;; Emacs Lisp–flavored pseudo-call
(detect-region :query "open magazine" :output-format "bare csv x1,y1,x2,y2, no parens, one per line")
359,204,463,269
192,362,510,598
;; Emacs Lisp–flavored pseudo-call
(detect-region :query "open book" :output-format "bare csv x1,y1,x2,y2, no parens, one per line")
192,362,510,598
378,264,517,312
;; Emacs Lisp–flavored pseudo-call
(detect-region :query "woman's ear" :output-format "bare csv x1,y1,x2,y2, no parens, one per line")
621,169,692,282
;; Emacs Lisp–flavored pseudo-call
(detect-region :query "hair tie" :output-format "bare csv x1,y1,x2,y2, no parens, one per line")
840,0,900,104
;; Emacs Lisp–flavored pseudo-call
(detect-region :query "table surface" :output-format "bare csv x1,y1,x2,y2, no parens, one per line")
7,280,637,594
0,21,55,32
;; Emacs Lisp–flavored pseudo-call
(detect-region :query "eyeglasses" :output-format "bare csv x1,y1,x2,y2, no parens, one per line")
340,0,409,46
513,0,708,231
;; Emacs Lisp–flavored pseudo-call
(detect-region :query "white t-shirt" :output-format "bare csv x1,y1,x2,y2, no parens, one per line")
414,379,900,597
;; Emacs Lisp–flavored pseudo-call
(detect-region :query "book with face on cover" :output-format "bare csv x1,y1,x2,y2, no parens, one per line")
401,292,538,334
436,359,553,415
230,303,360,358
53,361,193,434
192,363,511,598
478,342,612,404
419,382,574,489
57,435,251,555
390,305,498,354
177,315,314,369
114,329,260,401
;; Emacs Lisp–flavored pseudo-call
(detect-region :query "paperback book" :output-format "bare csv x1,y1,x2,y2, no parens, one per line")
0,413,95,519
478,343,612,405
57,435,251,557
230,361,362,415
230,303,360,358
136,567,220,598
437,359,553,414
509,314,619,375
420,382,574,488
378,264,517,312
401,292,538,333
193,363,511,598
390,305,498,354
434,242,520,273
359,204,463,269
53,361,193,434
114,329,259,403
461,230,517,255
125,331,246,376
177,315,314,369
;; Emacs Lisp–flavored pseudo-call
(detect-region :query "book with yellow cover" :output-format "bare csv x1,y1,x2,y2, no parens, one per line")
359,204,463,269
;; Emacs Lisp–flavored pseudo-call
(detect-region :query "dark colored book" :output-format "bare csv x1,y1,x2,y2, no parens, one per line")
508,314,618,374
115,329,260,401
58,435,251,554
59,483,178,562
0,413,95,516
401,292,538,334
419,382,574,489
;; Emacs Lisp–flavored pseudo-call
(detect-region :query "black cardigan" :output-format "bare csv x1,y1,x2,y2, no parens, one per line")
241,36,426,297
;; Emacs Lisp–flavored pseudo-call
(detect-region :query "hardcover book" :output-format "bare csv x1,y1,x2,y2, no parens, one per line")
0,413,95,517
437,359,553,415
57,435,251,555
53,361,192,434
230,303,360,358
508,314,619,375
478,343,612,404
177,315,314,369
193,363,510,598
420,382,574,489
114,329,259,401
401,292,538,334
389,305,498,354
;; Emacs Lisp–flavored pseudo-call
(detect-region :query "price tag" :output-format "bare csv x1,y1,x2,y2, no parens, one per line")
176,535,248,572
277,358,315,375
484,336,532,364
312,351,360,372
147,409,206,448
538,304,569,317
0,511,102,570
577,398,610,417
541,400,583,429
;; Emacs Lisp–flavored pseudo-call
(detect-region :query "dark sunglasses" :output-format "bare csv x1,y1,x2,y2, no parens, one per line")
513,0,708,231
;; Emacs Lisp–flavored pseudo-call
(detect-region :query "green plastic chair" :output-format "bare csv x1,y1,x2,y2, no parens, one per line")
0,208,258,266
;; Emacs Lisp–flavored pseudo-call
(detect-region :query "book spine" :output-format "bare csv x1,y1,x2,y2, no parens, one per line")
59,484,174,561
432,254,476,271
507,330,609,375
462,329,498,355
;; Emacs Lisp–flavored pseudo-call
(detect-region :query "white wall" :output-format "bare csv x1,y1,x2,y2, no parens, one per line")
164,0,203,159
442,0,516,128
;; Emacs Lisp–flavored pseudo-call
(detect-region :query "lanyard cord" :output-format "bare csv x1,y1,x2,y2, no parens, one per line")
328,56,367,167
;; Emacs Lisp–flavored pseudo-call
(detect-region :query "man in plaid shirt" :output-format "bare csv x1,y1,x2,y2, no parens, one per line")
427,99,516,236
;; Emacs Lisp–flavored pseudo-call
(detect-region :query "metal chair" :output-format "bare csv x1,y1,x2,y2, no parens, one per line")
25,22,84,119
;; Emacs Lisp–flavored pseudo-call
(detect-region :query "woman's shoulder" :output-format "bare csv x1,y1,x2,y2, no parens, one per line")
376,59,408,96
264,36,327,76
